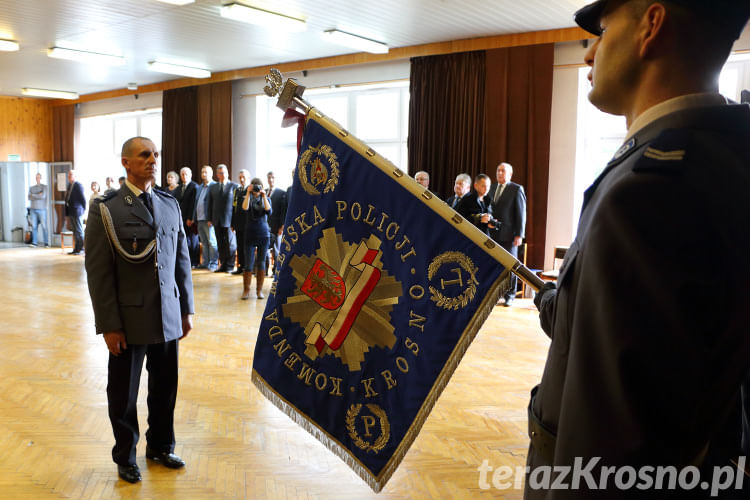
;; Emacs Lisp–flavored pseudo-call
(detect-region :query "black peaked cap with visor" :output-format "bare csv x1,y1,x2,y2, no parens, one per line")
574,0,750,39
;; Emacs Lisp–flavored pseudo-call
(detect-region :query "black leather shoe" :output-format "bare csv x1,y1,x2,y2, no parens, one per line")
146,447,185,469
503,296,514,307
231,268,243,275
213,267,226,273
117,464,142,483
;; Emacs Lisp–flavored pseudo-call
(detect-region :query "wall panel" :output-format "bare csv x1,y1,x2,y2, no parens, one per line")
0,97,53,161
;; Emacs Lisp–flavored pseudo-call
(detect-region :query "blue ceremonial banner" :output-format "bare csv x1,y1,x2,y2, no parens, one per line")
252,109,513,492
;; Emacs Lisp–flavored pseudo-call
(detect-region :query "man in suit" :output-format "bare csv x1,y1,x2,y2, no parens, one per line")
231,169,251,275
527,1,750,498
103,176,117,196
266,171,287,274
446,173,471,209
487,162,526,306
194,165,218,270
208,164,237,273
414,170,430,189
455,174,495,236
178,166,200,268
84,136,194,484
64,169,86,254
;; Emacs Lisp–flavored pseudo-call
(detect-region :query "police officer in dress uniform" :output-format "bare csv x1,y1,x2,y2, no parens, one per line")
85,136,194,484
527,1,750,499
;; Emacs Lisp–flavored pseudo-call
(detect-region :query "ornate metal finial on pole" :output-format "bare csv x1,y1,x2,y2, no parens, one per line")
264,68,311,113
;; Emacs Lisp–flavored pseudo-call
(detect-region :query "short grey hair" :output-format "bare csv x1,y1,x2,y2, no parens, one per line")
455,173,471,184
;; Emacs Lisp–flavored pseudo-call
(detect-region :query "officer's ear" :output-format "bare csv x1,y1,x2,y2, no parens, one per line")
638,2,667,59
121,157,129,169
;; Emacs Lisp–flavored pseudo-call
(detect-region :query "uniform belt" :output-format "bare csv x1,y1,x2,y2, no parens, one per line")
528,385,556,464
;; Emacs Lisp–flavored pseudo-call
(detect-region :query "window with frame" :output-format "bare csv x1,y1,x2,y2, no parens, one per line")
256,81,410,191
77,109,163,204
572,59,745,238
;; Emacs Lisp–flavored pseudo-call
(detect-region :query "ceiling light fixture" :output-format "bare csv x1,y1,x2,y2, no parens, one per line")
323,29,388,54
220,3,306,32
48,46,126,66
22,88,79,100
148,61,211,78
0,39,19,51
154,0,195,4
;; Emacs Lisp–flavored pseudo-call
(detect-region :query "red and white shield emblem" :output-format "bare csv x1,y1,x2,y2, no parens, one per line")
301,258,346,310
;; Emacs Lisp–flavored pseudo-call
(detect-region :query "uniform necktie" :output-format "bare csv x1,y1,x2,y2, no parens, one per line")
139,192,153,216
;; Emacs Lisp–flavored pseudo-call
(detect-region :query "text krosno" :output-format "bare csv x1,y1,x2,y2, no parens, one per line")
478,457,746,497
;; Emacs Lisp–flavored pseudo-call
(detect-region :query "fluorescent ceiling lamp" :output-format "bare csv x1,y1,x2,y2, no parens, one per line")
0,39,19,51
323,29,388,54
154,0,195,4
148,61,211,78
48,46,125,66
22,88,79,99
220,3,306,32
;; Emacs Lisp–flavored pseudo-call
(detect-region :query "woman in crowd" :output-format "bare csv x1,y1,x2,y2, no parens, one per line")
240,177,271,300
89,181,101,206
165,170,179,196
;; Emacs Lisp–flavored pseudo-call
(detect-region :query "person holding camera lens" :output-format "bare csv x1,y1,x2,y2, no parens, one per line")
455,173,498,236
240,177,271,300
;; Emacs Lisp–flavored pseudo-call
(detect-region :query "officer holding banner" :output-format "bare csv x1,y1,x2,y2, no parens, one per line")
85,136,194,484
529,1,750,498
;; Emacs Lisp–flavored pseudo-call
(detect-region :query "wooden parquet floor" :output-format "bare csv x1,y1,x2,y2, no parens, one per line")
0,246,550,499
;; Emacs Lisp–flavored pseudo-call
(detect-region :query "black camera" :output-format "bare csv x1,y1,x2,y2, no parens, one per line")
252,184,261,193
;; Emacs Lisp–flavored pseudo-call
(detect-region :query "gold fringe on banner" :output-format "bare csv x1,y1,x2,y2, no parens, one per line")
251,270,511,492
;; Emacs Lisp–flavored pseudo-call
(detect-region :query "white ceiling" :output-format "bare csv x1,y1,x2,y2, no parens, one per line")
0,0,591,99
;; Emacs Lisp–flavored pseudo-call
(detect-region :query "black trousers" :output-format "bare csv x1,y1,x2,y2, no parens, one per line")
215,226,235,270
67,215,84,252
499,240,518,299
107,340,178,466
269,227,281,271
235,228,246,271
184,221,200,267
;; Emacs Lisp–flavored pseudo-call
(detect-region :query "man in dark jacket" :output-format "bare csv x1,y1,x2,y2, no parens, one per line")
455,174,494,236
487,162,526,306
64,169,86,254
208,164,237,272
266,171,287,274
177,167,199,267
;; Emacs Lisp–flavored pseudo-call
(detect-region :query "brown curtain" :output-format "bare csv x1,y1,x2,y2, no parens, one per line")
408,51,486,199
52,105,74,162
162,86,198,183
198,81,233,177
408,45,553,269
485,44,553,269
162,81,232,184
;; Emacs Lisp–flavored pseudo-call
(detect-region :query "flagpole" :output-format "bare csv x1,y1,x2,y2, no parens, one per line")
263,69,547,294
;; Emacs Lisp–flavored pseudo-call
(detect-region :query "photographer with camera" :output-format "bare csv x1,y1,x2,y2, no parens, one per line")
240,177,272,300
455,173,498,237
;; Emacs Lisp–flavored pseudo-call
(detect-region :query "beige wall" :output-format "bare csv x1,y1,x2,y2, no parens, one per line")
544,29,750,269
